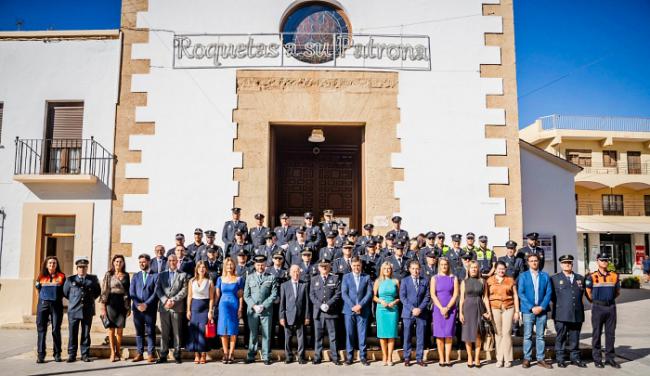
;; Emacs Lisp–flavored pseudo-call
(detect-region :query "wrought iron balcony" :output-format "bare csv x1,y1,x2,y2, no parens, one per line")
14,137,115,187
576,200,650,216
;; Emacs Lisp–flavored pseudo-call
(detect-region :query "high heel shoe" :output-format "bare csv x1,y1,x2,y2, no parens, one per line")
200,353,206,364
194,353,200,364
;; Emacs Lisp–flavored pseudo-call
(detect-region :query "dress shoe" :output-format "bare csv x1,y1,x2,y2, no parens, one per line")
332,360,342,366
557,361,567,368
82,356,92,362
132,354,144,362
264,359,272,365
155,357,167,364
66,357,76,363
594,361,604,368
538,360,552,369
54,355,62,362
147,355,155,363
244,358,254,364
571,360,587,368
312,359,321,365
605,359,621,369
361,359,370,366
285,358,293,364
298,358,307,365
174,357,182,364
36,357,45,364
522,359,531,368
345,359,353,365
404,359,411,367
417,361,427,367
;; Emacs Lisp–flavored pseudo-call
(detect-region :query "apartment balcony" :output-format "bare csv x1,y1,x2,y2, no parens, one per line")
13,137,115,187
576,200,649,217
574,163,650,190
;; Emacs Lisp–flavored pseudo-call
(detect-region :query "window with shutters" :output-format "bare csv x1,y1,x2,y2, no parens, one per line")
645,195,650,217
0,103,4,145
602,150,617,167
602,194,624,216
566,149,592,167
44,102,84,174
627,151,641,174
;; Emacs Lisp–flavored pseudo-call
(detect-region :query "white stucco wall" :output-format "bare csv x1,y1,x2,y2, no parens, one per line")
123,0,510,268
521,147,578,273
0,36,121,278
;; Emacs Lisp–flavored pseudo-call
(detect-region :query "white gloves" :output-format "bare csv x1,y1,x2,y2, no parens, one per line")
320,303,329,312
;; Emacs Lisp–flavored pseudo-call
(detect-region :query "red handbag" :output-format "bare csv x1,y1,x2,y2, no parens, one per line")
205,320,216,338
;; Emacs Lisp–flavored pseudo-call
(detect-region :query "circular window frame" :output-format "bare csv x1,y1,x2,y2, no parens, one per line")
279,0,353,64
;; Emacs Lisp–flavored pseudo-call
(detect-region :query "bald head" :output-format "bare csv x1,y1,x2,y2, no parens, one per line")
289,264,302,281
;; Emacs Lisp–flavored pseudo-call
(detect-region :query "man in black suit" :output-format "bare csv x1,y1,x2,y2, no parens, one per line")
280,264,312,364
150,245,167,274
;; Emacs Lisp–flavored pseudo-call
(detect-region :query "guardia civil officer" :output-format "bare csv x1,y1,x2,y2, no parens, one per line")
222,207,248,256
304,212,324,250
586,253,621,369
274,213,296,248
249,213,269,248
385,216,409,242
499,240,524,280
474,235,496,278
551,254,587,368
194,230,222,263
310,259,342,365
320,209,338,235
63,257,101,362
185,228,205,260
319,230,342,262
518,232,546,271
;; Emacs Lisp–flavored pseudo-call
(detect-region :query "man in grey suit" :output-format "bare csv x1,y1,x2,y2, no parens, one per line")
279,264,311,364
244,255,278,365
154,254,188,364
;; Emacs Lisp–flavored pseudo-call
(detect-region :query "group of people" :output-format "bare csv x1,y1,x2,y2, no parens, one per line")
34,208,622,369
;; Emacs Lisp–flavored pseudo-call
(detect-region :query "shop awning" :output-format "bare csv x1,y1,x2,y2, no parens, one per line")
577,219,650,233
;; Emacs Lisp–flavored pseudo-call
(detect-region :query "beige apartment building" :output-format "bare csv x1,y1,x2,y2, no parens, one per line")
521,115,650,274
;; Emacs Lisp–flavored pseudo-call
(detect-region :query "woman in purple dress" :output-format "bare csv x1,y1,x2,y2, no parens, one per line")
430,257,459,367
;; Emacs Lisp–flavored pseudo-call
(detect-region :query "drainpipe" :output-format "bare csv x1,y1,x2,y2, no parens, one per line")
0,208,5,277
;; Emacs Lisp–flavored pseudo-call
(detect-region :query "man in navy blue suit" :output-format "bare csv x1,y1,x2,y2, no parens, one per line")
399,260,430,367
341,256,373,365
130,254,158,363
150,245,167,274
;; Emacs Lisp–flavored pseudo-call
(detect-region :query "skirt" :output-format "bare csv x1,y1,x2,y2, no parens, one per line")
105,293,127,328
186,298,210,352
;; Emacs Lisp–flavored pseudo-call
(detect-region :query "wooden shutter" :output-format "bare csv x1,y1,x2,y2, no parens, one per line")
627,151,641,174
603,150,617,167
567,149,591,167
52,105,83,140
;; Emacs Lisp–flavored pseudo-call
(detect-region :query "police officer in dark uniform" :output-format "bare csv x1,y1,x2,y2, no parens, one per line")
422,251,438,279
185,228,205,260
298,248,318,283
166,233,185,257
385,216,409,242
228,229,252,264
62,257,101,362
204,247,222,285
474,235,496,278
320,209,338,235
380,232,396,258
268,253,289,283
236,250,254,278
309,259,342,365
319,231,342,262
304,212,324,250
194,230,222,263
462,232,478,259
274,213,296,248
384,240,410,280
586,253,621,369
345,229,359,255
334,222,348,248
361,240,382,281
356,224,375,255
332,242,355,276
287,226,309,266
249,213,269,248
257,232,281,266
222,207,249,257
417,232,437,266
551,255,587,368
446,234,465,280
499,240,524,280
518,232,546,271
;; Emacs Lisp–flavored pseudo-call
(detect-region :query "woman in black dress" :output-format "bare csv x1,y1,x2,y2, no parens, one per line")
459,260,490,367
100,254,131,361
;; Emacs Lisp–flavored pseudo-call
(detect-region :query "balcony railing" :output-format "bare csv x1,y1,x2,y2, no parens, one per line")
14,137,115,187
576,200,650,216
573,162,650,175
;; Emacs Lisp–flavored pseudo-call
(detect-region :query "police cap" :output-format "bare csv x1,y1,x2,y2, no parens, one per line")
279,213,289,219
391,216,402,223
272,252,284,260
204,230,216,237
505,240,517,249
253,255,267,263
74,256,90,266
558,254,574,263
466,232,475,239
235,229,245,236
342,241,354,249
436,232,446,239
301,248,313,255
394,241,406,249
296,226,307,234
526,232,539,241
596,253,611,261
479,235,488,242
426,231,437,239
385,232,396,241
264,231,276,239
366,240,377,247
304,211,314,219
231,207,241,214
326,231,337,238
254,213,265,220
363,223,374,231
323,209,334,216
348,229,359,237
451,234,462,242
175,233,185,240
194,228,203,235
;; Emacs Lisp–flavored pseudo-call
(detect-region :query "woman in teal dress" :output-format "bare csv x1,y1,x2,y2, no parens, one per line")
373,261,401,366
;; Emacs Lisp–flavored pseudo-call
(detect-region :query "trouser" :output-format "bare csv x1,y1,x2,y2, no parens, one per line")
522,313,547,361
492,307,514,363
36,300,63,358
344,314,368,361
403,316,426,361
555,321,582,362
133,309,157,355
247,312,272,360
271,303,284,349
159,309,182,358
591,304,616,362
314,316,338,361
284,323,305,360
68,316,92,358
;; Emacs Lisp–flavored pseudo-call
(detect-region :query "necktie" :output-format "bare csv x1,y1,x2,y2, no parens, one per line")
169,271,175,284
347,258,351,269
293,282,298,297
414,277,419,289
143,272,147,284
257,273,262,284
355,274,360,290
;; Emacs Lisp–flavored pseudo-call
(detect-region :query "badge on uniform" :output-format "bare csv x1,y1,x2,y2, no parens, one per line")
559,280,564,285
315,282,320,287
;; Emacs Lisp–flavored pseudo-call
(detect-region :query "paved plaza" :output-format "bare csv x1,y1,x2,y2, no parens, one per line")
1,287,649,376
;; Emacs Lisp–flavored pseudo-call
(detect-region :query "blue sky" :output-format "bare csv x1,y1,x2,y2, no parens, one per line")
1,0,649,128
